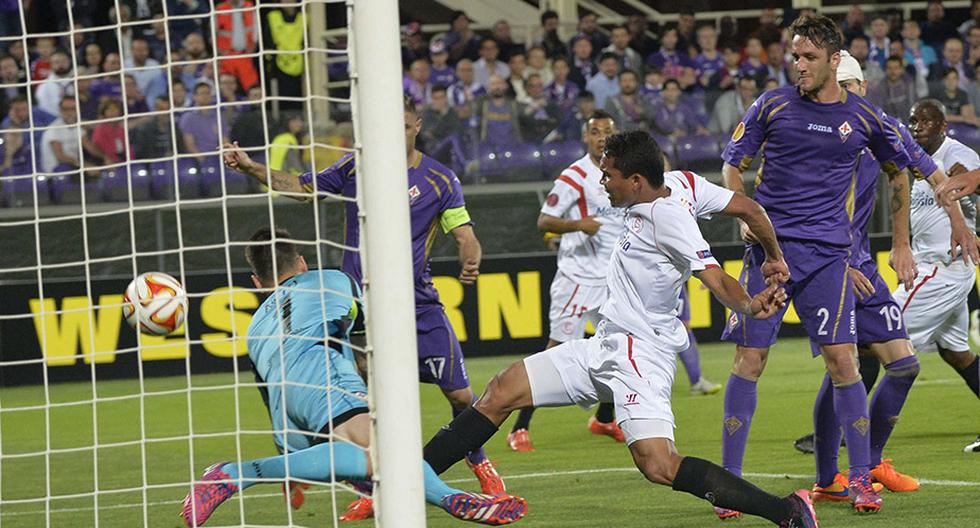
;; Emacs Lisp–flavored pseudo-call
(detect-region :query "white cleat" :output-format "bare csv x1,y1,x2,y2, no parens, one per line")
963,434,980,453
690,377,722,396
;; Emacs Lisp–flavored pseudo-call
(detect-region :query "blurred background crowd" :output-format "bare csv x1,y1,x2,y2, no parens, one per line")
5,0,980,206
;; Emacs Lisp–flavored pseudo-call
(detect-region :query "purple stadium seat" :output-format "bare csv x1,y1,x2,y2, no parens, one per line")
148,160,176,200
198,155,253,196
541,139,586,177
463,141,502,183
947,123,980,148
650,133,677,167
100,165,152,202
494,143,545,182
48,171,102,205
676,134,722,171
1,174,50,208
176,157,203,199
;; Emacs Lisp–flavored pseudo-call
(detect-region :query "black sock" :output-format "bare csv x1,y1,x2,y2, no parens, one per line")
859,354,881,394
511,407,535,432
671,457,793,523
423,406,499,474
957,356,980,397
595,402,615,423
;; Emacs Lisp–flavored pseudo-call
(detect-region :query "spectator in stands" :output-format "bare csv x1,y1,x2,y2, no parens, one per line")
868,14,891,68
849,35,884,86
586,52,621,109
91,52,125,103
177,32,211,90
171,78,190,108
265,0,304,108
568,34,596,88
550,90,594,142
229,84,265,149
971,61,980,114
475,74,522,148
146,16,171,63
603,69,653,132
652,78,708,138
694,24,724,91
82,42,103,73
716,16,739,50
132,96,175,160
930,67,976,125
420,84,463,165
646,27,690,80
536,10,567,60
752,8,782,47
921,0,960,50
519,73,560,143
525,46,553,86
739,37,767,87
86,98,130,166
110,4,135,61
403,58,431,108
179,82,222,161
29,37,55,82
400,21,427,67
960,0,980,38
7,39,25,75
214,0,259,90
0,55,25,117
841,4,866,43
0,95,30,175
429,41,455,89
40,95,81,173
447,59,484,121
870,55,917,120
74,75,98,122
125,36,167,104
709,74,757,135
218,72,241,104
124,74,150,116
605,25,643,80
627,14,658,58
166,0,209,48
930,37,974,89
546,56,579,113
34,50,72,116
707,44,742,96
506,51,529,103
967,26,980,67
269,113,306,174
641,66,663,101
676,8,697,54
445,10,481,63
572,13,607,59
765,41,790,87
474,38,509,91
0,0,22,39
492,20,524,61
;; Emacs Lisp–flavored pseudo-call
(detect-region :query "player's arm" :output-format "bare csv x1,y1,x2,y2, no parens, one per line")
718,192,788,284
536,213,599,235
539,173,599,235
926,166,980,264
886,166,916,289
224,141,308,196
695,266,787,320
450,223,481,285
935,169,980,205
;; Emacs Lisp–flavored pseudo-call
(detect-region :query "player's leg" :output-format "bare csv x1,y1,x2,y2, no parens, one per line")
797,353,879,455
865,339,919,491
507,338,561,452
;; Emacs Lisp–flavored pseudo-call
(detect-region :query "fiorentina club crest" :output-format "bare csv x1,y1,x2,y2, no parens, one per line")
408,185,421,203
838,120,853,142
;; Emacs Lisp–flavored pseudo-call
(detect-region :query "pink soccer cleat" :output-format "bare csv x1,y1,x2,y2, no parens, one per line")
180,462,238,527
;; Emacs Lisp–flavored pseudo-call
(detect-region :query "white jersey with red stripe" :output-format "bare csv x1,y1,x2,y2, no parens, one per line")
663,170,735,220
541,154,622,286
599,195,721,351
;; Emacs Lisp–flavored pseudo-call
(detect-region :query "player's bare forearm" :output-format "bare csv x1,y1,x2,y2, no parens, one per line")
695,266,753,315
537,213,594,234
930,166,980,263
452,224,481,285
721,193,782,261
223,142,307,198
888,169,912,247
722,163,747,195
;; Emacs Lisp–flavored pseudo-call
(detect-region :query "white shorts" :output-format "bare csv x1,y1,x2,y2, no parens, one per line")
892,261,976,353
548,270,607,342
523,320,677,443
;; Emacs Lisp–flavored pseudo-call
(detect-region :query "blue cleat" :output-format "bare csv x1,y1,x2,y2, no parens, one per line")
441,491,527,525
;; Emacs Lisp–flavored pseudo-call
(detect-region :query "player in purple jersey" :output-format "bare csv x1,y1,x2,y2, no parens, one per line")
718,15,916,517
222,96,506,521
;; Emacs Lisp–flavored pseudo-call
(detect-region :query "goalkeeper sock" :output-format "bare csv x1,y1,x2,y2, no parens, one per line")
423,461,463,505
222,441,368,491
859,354,881,393
721,374,756,476
833,379,871,478
956,355,980,397
424,406,499,474
677,329,702,386
813,373,841,488
869,356,919,466
511,407,535,432
672,456,793,523
452,398,489,465
594,402,615,424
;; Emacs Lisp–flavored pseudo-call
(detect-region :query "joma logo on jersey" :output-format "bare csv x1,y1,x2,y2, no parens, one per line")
807,123,833,133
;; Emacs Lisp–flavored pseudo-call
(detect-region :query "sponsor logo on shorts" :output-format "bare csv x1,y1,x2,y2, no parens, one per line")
624,393,639,406
838,120,853,142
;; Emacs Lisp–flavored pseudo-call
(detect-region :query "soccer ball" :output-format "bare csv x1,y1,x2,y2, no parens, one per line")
123,272,186,336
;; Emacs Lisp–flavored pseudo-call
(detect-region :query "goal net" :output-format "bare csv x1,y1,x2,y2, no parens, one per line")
0,0,424,526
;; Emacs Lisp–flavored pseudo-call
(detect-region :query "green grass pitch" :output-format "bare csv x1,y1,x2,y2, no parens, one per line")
1,338,978,527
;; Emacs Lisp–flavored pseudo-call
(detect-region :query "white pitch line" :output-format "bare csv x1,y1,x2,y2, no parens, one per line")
2,467,978,518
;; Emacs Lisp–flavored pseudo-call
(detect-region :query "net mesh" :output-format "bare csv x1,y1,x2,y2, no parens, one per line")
0,1,375,526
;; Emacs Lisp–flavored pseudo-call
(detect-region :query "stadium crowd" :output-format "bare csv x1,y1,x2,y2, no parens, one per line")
6,1,980,201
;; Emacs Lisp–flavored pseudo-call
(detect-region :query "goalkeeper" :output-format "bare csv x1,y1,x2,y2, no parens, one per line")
180,228,527,527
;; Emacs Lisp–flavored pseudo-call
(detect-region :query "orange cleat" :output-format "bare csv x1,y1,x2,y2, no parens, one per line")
467,459,506,495
507,429,535,452
339,497,374,522
282,481,310,510
714,506,742,520
870,459,919,492
587,416,625,443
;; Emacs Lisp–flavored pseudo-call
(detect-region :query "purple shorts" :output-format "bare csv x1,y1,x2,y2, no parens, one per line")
678,288,691,323
722,240,856,348
852,260,909,348
416,303,470,391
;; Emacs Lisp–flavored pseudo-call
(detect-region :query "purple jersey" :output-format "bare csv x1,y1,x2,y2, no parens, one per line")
430,65,456,88
647,50,691,79
694,52,724,80
653,101,702,135
297,152,471,305
722,85,911,247
849,115,939,266
546,80,580,112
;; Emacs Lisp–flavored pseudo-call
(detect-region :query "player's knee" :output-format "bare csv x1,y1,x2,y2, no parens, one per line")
634,452,679,486
475,374,518,415
445,388,475,410
885,356,920,378
732,347,768,379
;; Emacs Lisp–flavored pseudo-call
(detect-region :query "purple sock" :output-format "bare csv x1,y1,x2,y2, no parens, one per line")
813,373,841,488
869,356,919,467
722,374,757,477
453,401,488,465
833,380,871,478
678,329,702,386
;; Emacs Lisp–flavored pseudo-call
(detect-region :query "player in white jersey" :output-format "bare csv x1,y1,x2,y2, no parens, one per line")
422,132,821,527
897,99,980,452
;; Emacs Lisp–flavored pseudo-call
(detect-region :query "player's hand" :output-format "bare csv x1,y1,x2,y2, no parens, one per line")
949,218,980,265
848,266,875,300
760,257,790,285
458,258,479,285
577,216,601,236
223,141,254,173
546,236,560,252
889,245,917,290
935,170,980,206
749,284,787,319
738,221,759,244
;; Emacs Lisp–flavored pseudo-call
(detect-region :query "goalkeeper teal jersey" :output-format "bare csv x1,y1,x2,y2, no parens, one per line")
246,269,368,451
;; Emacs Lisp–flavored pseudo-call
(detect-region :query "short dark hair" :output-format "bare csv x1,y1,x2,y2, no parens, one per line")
480,36,498,47
850,34,869,45
246,227,301,283
886,54,904,66
403,94,417,114
603,131,665,187
790,13,843,55
617,69,637,80
193,81,211,93
914,98,948,120
577,90,594,101
663,78,681,90
551,55,569,67
598,51,619,63
431,84,447,94
611,24,629,34
589,108,614,124
943,66,960,78
541,10,558,24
